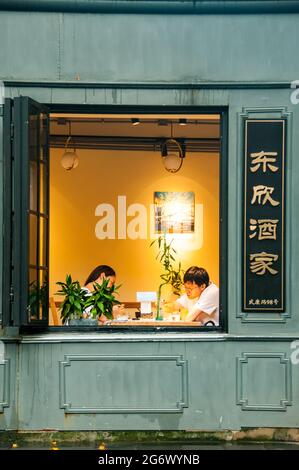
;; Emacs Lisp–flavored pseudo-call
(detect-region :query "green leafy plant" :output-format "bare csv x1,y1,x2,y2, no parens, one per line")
28,280,48,320
56,274,88,324
28,281,39,319
150,233,184,318
84,278,121,320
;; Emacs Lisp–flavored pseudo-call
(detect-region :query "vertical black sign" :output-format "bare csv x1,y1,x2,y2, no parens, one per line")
243,120,285,312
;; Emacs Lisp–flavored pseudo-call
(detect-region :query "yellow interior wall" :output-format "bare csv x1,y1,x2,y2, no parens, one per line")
50,148,219,301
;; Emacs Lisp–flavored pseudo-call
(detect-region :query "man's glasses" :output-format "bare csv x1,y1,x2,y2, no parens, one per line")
184,285,199,293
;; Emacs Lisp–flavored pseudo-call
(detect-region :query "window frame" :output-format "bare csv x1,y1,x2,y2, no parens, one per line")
3,97,50,327
5,102,228,333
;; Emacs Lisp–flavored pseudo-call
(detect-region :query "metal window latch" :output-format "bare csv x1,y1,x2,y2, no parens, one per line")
9,287,14,303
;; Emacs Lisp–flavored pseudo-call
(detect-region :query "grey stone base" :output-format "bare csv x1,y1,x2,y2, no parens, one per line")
1,428,299,449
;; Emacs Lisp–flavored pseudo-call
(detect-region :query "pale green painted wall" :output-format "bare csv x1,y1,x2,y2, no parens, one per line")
0,12,298,82
0,9,299,431
1,335,299,431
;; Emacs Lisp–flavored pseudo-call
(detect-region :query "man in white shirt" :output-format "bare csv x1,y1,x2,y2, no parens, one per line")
176,266,219,326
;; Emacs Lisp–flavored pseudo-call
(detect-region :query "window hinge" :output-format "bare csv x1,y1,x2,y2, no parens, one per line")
9,286,14,303
10,122,14,139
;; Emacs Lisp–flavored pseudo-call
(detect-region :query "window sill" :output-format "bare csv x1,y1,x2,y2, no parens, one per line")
19,326,225,343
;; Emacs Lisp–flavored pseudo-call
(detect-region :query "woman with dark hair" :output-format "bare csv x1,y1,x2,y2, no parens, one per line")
84,265,116,290
83,265,123,323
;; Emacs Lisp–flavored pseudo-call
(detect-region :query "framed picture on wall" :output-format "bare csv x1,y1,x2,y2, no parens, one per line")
154,191,195,234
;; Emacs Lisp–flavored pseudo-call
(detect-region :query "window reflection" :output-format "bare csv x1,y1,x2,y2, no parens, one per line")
39,162,47,214
29,269,38,321
27,108,49,323
39,270,48,320
30,161,38,212
39,217,47,266
29,214,37,265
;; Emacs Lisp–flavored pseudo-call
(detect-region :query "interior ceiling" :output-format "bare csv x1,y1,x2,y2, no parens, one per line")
50,113,220,153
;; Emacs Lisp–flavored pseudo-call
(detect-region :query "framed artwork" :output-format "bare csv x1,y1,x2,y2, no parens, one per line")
154,191,195,234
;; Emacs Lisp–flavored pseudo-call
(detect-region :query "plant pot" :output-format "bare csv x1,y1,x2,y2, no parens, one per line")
69,318,98,326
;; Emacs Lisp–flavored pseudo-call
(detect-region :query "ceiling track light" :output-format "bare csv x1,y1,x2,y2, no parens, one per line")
131,118,140,126
158,119,168,126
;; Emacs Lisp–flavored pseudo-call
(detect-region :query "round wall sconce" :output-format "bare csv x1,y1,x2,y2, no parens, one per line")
61,148,79,170
61,122,79,170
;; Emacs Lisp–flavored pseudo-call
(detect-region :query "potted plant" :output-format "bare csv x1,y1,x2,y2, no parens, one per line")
150,233,184,319
28,280,48,321
84,278,121,321
56,274,92,325
56,274,121,325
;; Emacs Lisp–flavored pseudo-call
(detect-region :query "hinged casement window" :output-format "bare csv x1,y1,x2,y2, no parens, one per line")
3,97,50,326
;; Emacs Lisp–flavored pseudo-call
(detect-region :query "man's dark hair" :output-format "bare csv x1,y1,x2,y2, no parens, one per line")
183,266,209,288
85,265,116,286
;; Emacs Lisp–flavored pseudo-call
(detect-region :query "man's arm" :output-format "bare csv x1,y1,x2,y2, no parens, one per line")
187,284,218,323
163,299,182,313
185,307,214,323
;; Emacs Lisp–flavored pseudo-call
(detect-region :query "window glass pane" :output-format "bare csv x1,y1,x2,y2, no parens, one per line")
39,162,47,214
40,113,48,161
29,213,38,265
49,113,222,328
39,217,47,267
29,114,39,161
29,268,38,321
39,269,48,320
30,161,38,212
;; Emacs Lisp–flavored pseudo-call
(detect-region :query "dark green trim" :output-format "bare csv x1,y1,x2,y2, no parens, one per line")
19,98,30,326
12,97,23,326
2,99,13,326
1,0,299,14
17,330,299,342
3,329,299,342
219,110,228,332
49,103,227,114
12,98,50,327
4,80,293,90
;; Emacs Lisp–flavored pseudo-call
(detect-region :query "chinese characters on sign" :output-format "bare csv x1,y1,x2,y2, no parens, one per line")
243,120,285,311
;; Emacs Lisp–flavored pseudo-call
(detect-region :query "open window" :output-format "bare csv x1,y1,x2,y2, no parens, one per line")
3,97,50,326
3,99,227,330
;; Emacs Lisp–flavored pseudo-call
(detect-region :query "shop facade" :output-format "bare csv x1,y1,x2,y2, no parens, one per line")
0,1,299,434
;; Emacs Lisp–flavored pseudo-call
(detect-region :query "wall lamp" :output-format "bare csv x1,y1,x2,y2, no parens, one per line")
61,121,79,170
161,138,185,173
160,121,186,173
